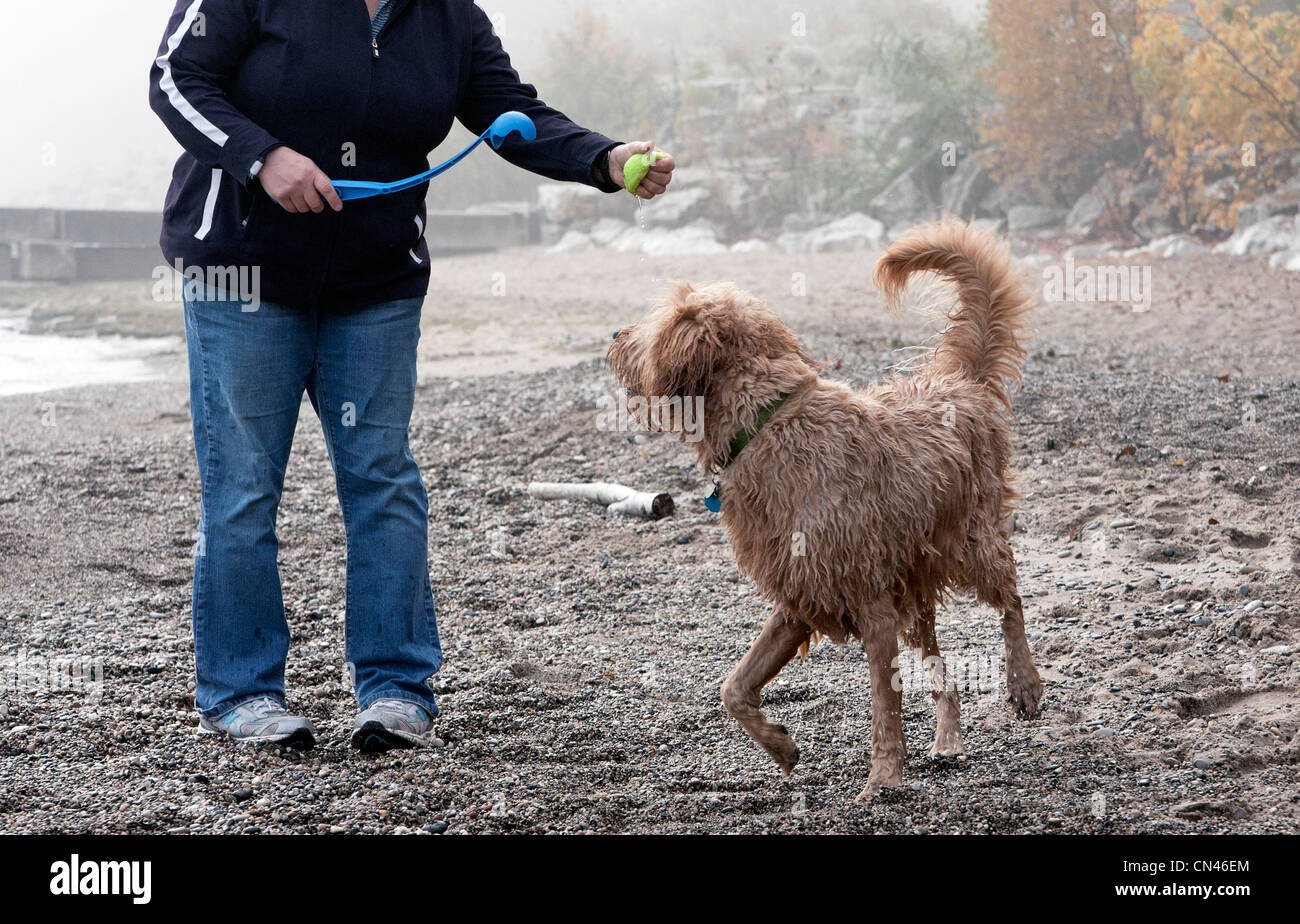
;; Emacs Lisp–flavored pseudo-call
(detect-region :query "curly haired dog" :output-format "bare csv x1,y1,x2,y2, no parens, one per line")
606,220,1044,801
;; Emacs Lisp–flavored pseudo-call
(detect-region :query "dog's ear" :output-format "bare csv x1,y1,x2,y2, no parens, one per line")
649,283,724,398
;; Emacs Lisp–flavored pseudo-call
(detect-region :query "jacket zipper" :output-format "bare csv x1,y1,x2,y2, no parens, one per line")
369,0,410,59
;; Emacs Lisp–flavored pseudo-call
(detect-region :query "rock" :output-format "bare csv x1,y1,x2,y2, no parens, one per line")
1144,234,1207,258
939,156,994,219
869,161,944,227
612,221,728,256
1120,179,1160,213
1212,214,1299,256
1109,518,1136,529
1006,205,1065,232
778,213,884,253
1267,249,1300,271
546,230,593,254
969,217,1006,235
1191,758,1212,770
647,186,713,226
1132,199,1179,240
805,213,885,252
1066,172,1123,238
588,218,631,246
1235,176,1300,228
1064,243,1116,260
1173,799,1229,819
232,787,254,802
535,183,610,225
979,179,1038,218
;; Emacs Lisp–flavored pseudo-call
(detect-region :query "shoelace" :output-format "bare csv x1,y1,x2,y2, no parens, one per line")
374,699,428,722
243,697,285,719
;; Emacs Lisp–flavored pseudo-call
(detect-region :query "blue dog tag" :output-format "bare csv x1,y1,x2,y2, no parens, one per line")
704,483,722,512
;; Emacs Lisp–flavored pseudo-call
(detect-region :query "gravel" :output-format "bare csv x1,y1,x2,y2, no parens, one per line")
0,245,1297,834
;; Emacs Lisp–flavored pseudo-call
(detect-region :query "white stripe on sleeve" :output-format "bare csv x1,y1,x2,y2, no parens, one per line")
157,0,230,148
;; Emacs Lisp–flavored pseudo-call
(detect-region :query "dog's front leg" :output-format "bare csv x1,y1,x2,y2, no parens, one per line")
721,606,810,776
857,614,906,803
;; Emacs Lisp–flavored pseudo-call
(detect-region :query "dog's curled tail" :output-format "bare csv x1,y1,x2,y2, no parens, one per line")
873,219,1034,407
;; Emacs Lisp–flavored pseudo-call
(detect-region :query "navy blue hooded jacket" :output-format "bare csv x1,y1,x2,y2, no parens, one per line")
149,0,622,310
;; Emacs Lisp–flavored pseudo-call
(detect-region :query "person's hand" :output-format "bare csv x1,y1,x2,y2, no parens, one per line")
609,141,675,199
258,146,343,213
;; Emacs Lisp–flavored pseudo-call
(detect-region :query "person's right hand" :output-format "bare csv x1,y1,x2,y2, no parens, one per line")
258,146,343,213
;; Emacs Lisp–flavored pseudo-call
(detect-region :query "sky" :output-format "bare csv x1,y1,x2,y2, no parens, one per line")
0,0,986,210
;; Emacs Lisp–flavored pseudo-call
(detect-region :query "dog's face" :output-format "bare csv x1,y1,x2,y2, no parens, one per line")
607,281,812,439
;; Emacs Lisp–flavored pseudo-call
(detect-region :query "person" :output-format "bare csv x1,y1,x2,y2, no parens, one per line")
149,0,675,752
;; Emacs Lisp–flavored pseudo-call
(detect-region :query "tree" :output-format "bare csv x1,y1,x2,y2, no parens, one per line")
1133,0,1300,228
979,0,1145,203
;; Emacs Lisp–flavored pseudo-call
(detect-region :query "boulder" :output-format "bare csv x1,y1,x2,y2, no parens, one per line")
1267,249,1300,271
611,221,728,256
778,212,884,253
939,157,994,219
869,161,944,227
970,217,1006,235
646,186,713,226
1236,176,1300,228
1064,242,1118,260
1120,180,1160,212
588,218,631,246
978,179,1038,218
1132,199,1179,240
536,183,612,226
1212,215,1299,256
546,230,594,254
1006,205,1065,232
1144,234,1208,258
1065,173,1121,238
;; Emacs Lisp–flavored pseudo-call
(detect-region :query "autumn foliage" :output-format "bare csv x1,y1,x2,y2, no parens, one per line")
981,0,1300,223
1133,0,1300,227
979,0,1144,201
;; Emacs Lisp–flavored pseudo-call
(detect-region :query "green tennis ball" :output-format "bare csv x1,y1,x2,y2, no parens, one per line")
623,150,667,194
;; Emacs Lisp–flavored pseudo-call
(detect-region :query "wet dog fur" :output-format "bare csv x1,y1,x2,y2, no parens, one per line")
606,219,1044,801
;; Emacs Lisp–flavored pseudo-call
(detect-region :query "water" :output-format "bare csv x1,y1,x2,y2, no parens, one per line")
0,316,179,396
638,198,646,262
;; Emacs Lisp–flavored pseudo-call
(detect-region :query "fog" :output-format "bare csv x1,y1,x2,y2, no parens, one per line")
0,0,985,210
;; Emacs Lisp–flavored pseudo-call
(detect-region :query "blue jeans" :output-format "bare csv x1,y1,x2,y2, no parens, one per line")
183,283,441,719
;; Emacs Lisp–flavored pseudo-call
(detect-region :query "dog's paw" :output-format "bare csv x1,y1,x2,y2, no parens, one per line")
928,733,966,759
855,763,904,803
854,776,903,804
763,723,800,776
1007,669,1044,719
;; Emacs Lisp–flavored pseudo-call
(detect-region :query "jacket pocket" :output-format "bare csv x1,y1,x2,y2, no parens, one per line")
240,189,325,269
338,186,428,257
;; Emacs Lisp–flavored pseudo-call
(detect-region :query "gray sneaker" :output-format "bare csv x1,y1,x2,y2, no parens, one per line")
351,698,438,752
198,696,316,749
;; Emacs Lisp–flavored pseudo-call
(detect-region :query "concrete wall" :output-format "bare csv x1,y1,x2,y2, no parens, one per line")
0,204,539,283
